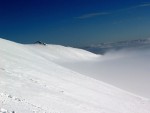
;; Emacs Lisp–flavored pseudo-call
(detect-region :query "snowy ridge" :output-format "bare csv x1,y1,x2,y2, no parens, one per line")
26,44,98,62
0,38,150,113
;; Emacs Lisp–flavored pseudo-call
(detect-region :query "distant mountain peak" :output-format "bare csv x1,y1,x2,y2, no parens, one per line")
34,41,47,45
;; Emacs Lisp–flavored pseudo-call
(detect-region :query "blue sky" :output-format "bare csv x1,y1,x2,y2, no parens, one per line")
0,0,150,46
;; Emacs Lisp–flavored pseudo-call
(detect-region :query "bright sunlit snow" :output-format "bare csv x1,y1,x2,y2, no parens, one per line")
0,38,150,113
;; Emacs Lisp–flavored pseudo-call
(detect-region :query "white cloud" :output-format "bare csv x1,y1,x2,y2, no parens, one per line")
76,12,110,19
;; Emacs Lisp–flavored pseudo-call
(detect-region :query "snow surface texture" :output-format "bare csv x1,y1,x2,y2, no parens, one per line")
0,38,150,113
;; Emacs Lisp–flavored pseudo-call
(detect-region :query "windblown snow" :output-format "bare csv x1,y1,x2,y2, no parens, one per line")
0,38,150,113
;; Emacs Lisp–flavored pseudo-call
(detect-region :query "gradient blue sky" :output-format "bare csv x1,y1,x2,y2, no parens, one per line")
0,0,150,46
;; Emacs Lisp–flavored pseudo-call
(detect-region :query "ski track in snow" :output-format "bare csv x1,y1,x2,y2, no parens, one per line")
0,93,47,113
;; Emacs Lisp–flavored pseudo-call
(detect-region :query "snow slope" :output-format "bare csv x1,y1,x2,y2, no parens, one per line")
0,38,150,113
